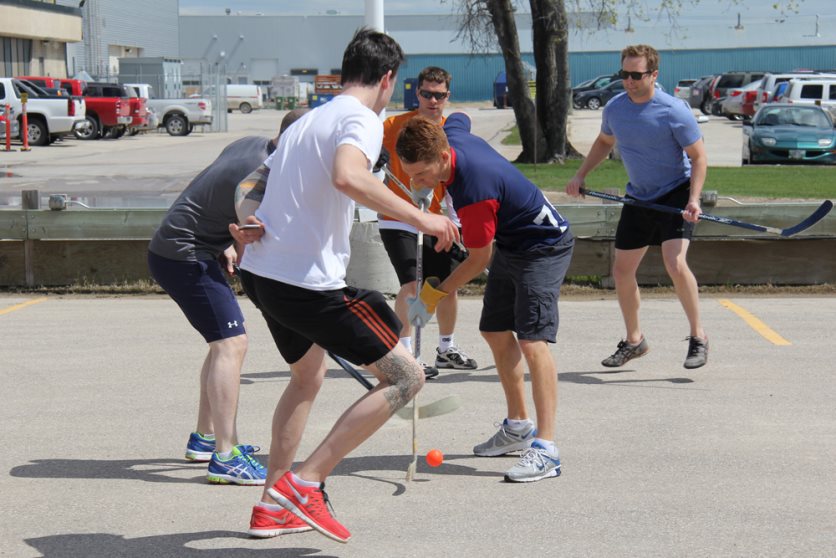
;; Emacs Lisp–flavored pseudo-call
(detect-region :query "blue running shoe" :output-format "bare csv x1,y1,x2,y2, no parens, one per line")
185,432,215,462
207,445,267,485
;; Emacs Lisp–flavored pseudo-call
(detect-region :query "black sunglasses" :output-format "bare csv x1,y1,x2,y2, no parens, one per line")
618,70,653,81
418,90,449,101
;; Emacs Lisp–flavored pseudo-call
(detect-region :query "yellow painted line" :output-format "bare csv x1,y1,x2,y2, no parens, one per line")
0,297,48,316
719,299,791,346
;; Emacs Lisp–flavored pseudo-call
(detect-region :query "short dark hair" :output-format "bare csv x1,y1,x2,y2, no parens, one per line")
341,28,405,86
280,108,308,134
418,66,451,90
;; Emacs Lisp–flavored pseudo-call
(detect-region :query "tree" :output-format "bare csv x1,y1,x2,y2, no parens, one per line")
454,0,803,164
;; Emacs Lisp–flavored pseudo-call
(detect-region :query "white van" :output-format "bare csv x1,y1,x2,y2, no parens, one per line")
226,84,263,113
783,78,836,117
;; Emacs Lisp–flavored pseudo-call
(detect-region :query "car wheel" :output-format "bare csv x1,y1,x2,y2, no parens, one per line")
26,118,49,146
105,126,126,139
572,98,583,110
700,98,711,115
74,116,99,140
239,102,252,114
165,114,189,136
586,97,601,110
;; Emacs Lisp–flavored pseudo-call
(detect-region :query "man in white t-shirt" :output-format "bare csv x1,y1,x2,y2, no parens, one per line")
231,29,459,544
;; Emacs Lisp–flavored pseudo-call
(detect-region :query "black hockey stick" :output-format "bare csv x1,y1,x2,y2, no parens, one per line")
327,351,461,420
580,188,833,237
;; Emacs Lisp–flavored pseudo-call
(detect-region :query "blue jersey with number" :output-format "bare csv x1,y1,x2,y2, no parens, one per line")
443,113,569,252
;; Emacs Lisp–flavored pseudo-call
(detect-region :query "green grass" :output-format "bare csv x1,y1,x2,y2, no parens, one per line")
515,159,836,199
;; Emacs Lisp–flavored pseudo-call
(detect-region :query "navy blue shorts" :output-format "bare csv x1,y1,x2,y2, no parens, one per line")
239,269,402,366
479,233,574,342
147,250,245,343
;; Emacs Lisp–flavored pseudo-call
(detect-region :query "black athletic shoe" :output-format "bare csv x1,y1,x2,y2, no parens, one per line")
421,361,439,379
601,337,649,367
684,336,708,369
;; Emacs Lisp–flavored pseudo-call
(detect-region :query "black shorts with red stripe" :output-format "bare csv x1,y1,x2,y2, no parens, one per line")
239,269,402,366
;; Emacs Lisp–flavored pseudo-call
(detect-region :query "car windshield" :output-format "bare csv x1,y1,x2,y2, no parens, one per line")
756,107,831,128
575,78,593,88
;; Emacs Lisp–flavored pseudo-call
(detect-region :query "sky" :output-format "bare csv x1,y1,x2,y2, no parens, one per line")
178,0,834,20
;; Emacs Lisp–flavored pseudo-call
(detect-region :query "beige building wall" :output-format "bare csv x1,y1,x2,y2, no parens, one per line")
0,5,82,43
0,3,81,78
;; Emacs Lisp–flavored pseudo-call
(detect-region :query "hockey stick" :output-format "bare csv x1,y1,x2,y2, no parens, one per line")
405,194,427,482
580,188,833,237
327,351,461,420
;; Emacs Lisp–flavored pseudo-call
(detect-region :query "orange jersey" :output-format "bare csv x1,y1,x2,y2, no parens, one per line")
380,110,447,221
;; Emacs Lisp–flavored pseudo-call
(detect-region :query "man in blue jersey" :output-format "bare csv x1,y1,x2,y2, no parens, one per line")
565,44,709,370
396,113,574,483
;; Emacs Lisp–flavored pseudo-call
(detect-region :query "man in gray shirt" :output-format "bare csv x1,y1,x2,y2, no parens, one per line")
148,110,307,485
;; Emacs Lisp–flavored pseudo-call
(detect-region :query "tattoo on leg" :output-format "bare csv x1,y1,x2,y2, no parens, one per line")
376,353,421,412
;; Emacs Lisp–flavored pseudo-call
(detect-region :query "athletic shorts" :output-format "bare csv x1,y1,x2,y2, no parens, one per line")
239,269,402,366
479,232,574,342
615,181,695,250
380,229,463,285
147,250,245,343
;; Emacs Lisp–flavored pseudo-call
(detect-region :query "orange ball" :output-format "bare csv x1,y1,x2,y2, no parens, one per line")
426,449,443,467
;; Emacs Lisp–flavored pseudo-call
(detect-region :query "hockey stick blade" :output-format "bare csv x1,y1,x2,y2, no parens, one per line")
328,351,461,420
779,200,832,237
580,188,833,237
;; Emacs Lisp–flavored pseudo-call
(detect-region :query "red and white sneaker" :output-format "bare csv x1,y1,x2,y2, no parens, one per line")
267,471,351,543
248,504,312,538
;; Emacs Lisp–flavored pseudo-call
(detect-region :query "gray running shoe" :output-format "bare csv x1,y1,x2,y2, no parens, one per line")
683,336,709,369
435,346,478,370
601,337,649,367
473,419,535,457
504,441,561,483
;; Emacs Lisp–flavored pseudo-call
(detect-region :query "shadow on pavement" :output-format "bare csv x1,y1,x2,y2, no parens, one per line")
25,531,336,558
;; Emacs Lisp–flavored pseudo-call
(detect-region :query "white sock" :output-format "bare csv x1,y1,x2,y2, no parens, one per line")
505,418,534,431
400,337,412,352
259,501,283,510
216,450,233,460
534,438,558,456
438,334,455,353
291,472,320,487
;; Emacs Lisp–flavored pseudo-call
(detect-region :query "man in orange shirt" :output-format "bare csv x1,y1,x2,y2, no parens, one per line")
379,66,478,377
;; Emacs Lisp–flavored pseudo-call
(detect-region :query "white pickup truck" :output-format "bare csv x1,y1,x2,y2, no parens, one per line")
123,83,213,136
0,77,86,146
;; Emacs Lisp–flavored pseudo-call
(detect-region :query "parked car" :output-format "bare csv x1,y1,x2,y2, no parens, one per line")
226,84,263,113
782,78,836,118
674,78,698,100
124,83,213,136
688,74,719,114
0,77,85,146
719,80,762,120
74,81,133,140
572,74,619,109
754,71,836,113
0,110,20,139
710,71,766,115
575,79,625,110
742,104,836,165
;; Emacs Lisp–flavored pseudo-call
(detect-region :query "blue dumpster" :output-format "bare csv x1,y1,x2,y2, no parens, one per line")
308,93,336,108
403,78,419,110
493,72,510,109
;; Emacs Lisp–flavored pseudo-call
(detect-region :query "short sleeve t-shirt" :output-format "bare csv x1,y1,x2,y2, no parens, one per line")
602,90,702,201
148,136,272,261
241,95,383,290
442,113,569,252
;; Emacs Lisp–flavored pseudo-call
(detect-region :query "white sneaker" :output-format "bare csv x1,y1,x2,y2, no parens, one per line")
504,441,561,483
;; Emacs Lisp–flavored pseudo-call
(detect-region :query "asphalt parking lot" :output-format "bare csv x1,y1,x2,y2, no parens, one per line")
0,102,745,210
1,293,835,557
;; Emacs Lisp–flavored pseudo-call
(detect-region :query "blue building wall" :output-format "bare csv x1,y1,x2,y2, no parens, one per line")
398,46,836,103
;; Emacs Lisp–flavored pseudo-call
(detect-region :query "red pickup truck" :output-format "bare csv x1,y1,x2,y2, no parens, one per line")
20,77,133,140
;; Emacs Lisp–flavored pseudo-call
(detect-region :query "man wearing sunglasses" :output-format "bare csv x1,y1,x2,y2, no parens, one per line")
565,44,709,370
379,66,479,376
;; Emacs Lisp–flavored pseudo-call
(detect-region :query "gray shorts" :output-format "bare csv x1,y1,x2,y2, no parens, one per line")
479,233,574,342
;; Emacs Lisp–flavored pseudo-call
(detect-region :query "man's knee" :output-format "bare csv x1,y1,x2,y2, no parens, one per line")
375,350,424,411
